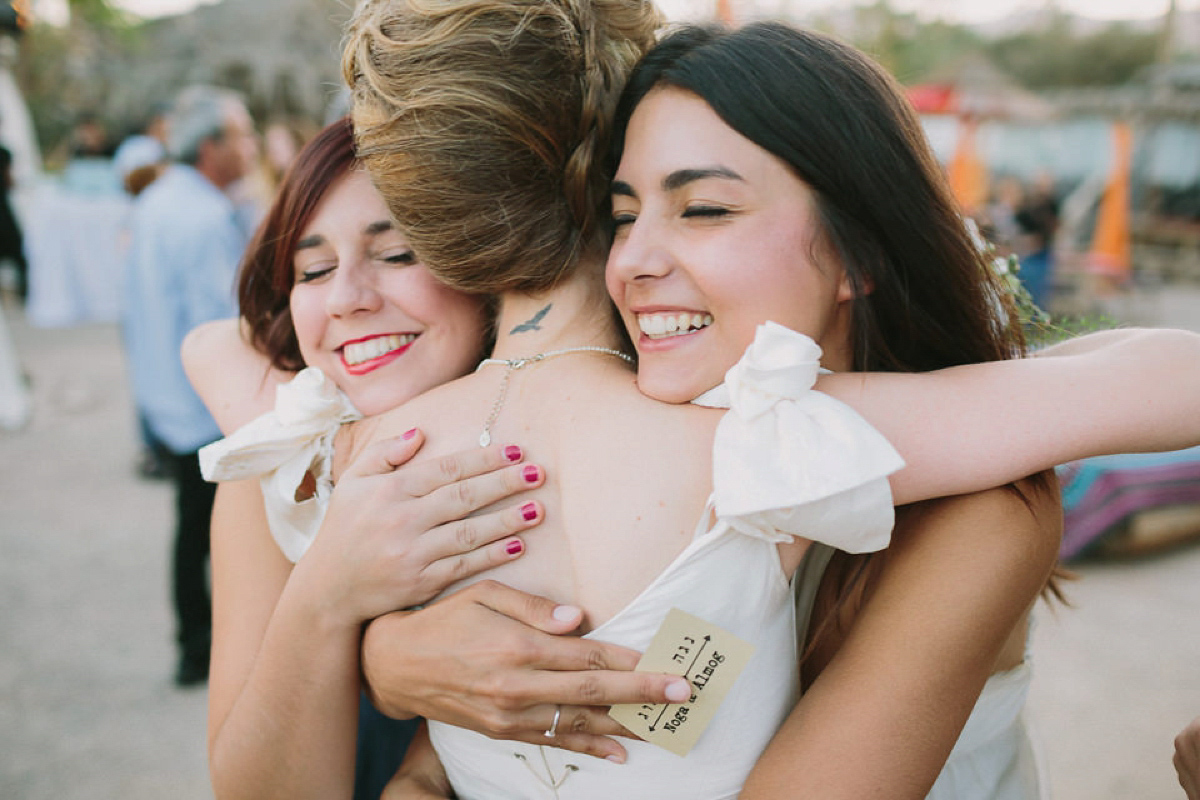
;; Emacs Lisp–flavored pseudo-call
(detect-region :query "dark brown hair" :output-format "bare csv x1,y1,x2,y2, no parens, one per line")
611,24,1063,651
237,117,358,371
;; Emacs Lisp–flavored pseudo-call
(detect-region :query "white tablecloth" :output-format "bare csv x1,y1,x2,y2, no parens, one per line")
24,178,131,328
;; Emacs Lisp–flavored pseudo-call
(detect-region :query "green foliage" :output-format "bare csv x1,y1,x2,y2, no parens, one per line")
15,4,147,166
809,0,1163,89
829,3,984,84
985,20,1160,88
1025,313,1123,350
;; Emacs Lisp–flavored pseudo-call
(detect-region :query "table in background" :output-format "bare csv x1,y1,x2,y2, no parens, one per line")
23,163,131,329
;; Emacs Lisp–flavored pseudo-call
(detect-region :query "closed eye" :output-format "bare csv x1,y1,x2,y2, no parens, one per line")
681,205,730,219
611,212,637,230
381,249,418,266
296,265,335,283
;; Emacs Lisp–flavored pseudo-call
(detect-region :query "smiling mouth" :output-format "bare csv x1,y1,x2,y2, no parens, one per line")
637,312,713,340
342,333,417,366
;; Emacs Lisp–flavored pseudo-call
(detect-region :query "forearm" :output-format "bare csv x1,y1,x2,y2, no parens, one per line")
207,481,365,800
210,570,363,800
210,568,364,800
820,327,1200,505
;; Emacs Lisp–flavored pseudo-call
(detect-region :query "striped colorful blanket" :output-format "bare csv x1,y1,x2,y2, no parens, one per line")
1057,445,1200,559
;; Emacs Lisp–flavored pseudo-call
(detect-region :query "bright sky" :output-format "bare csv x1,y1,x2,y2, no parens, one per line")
656,0,1196,23
30,0,1197,25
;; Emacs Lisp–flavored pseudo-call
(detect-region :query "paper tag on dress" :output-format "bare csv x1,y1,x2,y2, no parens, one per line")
608,607,755,757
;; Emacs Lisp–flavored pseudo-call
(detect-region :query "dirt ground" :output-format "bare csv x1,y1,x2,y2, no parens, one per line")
1,296,1199,799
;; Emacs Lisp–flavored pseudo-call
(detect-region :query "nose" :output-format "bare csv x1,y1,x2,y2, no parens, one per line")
325,261,382,318
606,217,675,285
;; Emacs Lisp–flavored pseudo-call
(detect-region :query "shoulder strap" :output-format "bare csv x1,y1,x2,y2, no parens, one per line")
793,542,836,649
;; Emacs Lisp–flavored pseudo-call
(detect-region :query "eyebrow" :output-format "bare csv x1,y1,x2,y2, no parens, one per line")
611,166,745,198
294,220,394,251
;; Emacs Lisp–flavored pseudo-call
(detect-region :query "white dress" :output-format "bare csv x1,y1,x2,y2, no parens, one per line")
198,322,910,799
430,322,906,799
792,545,1047,800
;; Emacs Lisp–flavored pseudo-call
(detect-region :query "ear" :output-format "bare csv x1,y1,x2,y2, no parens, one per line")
836,270,873,303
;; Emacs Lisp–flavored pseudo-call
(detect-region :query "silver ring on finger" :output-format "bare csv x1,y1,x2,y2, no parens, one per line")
544,705,562,739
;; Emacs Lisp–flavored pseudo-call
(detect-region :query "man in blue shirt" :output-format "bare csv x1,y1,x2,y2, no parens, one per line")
124,85,258,686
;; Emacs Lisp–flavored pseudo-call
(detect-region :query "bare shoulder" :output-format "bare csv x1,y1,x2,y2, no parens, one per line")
182,318,291,434
888,477,1063,603
904,478,1061,552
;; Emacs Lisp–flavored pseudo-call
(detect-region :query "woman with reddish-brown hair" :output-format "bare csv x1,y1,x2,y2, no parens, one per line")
183,117,635,800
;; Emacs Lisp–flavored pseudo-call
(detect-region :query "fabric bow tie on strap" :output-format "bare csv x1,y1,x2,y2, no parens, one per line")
199,367,362,562
693,322,905,554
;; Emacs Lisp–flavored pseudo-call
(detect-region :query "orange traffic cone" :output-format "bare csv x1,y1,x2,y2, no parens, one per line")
1088,121,1133,279
947,116,989,216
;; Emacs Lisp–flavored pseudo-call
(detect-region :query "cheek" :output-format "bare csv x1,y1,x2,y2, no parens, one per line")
288,289,325,354
737,241,834,338
404,277,487,362
290,292,324,345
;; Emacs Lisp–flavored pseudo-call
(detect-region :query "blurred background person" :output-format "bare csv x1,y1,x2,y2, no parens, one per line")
60,112,120,195
0,143,26,303
113,103,169,198
122,84,258,686
1013,172,1059,310
113,102,172,480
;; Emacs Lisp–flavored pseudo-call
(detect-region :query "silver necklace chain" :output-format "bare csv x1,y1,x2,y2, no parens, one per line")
474,345,634,447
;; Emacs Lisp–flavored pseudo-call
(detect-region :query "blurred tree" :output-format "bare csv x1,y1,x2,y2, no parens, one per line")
986,17,1160,87
809,0,984,84
15,0,143,168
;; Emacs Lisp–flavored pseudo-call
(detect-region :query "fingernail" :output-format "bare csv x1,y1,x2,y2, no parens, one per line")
402,428,418,440
505,539,524,556
522,465,540,483
552,604,580,622
520,502,538,522
504,445,522,462
665,679,691,703
605,753,626,765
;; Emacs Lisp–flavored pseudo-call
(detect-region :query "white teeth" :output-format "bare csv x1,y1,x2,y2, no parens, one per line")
636,313,713,340
343,333,416,366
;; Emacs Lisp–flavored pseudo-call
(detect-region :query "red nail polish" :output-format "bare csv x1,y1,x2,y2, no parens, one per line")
402,428,418,440
505,539,524,556
504,445,522,462
521,502,538,521
522,465,540,483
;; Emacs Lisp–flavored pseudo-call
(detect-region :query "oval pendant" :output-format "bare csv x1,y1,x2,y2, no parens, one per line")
479,430,491,447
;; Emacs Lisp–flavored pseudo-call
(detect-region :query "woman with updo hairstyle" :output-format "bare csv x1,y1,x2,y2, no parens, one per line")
345,0,658,294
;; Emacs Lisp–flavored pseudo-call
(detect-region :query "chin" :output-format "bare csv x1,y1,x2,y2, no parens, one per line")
634,371,706,406
347,385,421,417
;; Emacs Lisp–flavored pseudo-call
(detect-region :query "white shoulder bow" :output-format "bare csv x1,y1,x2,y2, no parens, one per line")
199,367,362,562
693,322,904,553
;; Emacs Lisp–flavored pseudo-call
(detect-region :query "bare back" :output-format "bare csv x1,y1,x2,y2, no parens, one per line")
339,352,720,631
